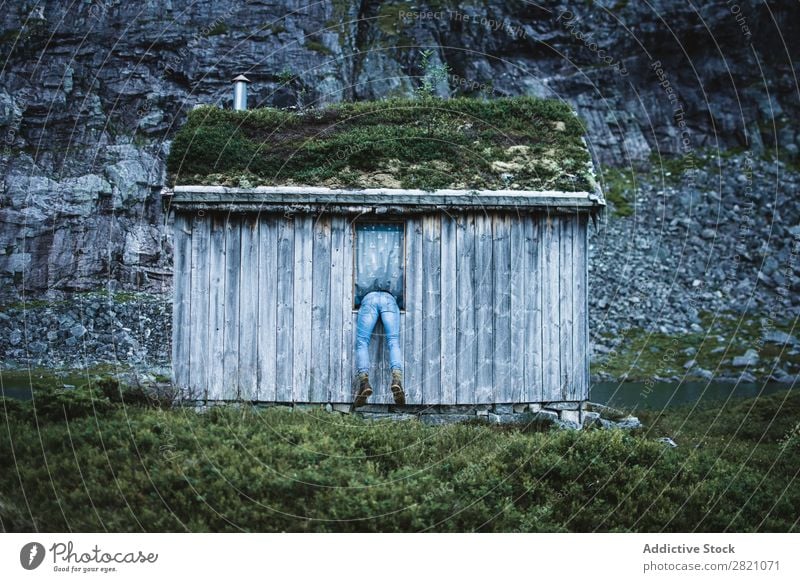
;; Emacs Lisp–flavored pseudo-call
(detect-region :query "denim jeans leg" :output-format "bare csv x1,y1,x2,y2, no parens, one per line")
355,296,379,373
378,294,403,371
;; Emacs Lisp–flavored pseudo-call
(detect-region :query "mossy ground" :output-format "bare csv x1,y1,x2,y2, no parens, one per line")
167,96,594,191
592,314,800,381
0,383,796,532
597,165,636,216
598,148,750,217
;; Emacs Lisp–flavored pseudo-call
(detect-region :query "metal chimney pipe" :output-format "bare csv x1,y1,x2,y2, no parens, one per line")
232,74,251,111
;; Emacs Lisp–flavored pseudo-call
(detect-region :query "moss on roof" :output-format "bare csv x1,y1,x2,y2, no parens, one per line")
167,96,596,192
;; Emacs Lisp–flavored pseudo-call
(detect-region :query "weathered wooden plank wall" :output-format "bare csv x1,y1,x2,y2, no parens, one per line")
207,216,226,398
238,216,259,400
173,211,590,403
172,214,192,392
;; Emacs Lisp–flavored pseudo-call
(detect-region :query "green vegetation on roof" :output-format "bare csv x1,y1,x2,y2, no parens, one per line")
167,96,596,191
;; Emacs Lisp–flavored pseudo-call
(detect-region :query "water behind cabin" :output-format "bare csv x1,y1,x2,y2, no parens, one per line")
1,371,794,410
591,380,794,411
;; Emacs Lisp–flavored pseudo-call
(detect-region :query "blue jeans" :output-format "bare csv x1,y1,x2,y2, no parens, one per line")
355,291,403,374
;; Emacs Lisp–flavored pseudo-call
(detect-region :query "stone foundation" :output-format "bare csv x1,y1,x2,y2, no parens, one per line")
185,400,642,430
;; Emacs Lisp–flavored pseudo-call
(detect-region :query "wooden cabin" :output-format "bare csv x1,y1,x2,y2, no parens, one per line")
166,97,605,411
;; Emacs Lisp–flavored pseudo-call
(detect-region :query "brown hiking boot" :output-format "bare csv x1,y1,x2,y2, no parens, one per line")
390,369,405,405
353,373,372,408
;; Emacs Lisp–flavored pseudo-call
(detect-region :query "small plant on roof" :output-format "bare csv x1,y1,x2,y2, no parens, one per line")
276,67,297,86
416,49,451,99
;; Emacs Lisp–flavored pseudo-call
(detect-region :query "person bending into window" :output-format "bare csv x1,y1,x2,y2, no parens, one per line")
353,291,405,407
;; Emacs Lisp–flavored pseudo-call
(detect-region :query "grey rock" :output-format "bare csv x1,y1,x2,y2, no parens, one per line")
732,349,759,367
359,413,417,422
492,403,514,414
738,371,757,383
777,375,799,385
543,401,581,411
657,437,678,448
694,368,714,380
28,341,47,354
419,414,476,426
554,419,581,430
531,410,559,423
355,404,390,413
426,405,480,414
763,330,798,346
583,402,627,421
560,410,581,425
582,411,602,428
70,324,87,338
616,416,643,430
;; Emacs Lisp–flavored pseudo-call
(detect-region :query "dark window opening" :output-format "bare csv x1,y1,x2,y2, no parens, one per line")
354,222,405,309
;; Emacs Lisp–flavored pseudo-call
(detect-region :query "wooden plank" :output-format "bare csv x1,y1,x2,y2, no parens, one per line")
456,213,476,404
310,216,332,402
222,216,241,400
404,217,424,405
422,214,441,404
257,215,278,401
238,216,259,400
572,214,589,401
170,187,600,209
523,214,543,403
583,214,590,401
339,216,355,402
474,212,494,404
542,213,561,401
509,215,525,402
172,214,192,392
492,213,512,403
293,216,314,402
559,216,574,400
440,213,457,404
189,215,210,400
207,215,227,400
275,217,294,402
327,216,345,402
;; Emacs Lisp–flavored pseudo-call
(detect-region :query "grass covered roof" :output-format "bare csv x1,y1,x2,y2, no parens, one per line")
167,96,597,192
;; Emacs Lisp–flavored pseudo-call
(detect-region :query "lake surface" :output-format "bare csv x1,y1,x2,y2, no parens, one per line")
591,380,795,411
1,376,795,409
2,385,35,401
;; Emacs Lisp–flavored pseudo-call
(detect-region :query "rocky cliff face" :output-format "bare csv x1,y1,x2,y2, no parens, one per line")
1,0,798,299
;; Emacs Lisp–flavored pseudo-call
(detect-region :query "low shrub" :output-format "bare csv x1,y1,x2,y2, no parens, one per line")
0,389,797,532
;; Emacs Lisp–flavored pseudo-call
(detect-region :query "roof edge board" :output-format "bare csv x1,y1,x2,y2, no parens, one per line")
170,185,602,200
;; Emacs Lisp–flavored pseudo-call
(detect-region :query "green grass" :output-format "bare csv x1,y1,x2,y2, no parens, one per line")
167,96,593,191
597,165,635,216
203,22,229,37
304,38,332,55
0,366,131,393
1,384,797,532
